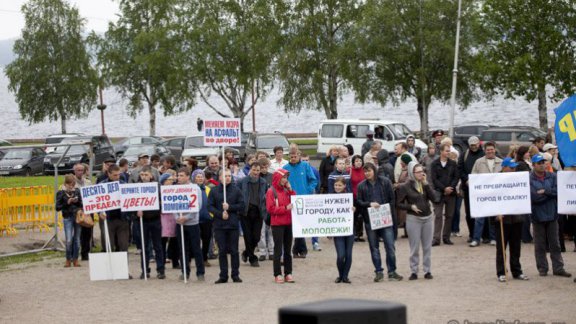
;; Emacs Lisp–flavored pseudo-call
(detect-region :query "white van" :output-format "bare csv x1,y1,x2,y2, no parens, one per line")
317,119,427,156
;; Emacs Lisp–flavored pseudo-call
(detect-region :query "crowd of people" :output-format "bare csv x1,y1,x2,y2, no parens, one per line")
55,131,576,284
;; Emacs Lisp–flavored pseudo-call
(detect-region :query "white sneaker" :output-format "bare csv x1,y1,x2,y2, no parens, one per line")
490,240,497,246
469,241,479,247
454,232,462,237
498,275,506,283
313,242,322,251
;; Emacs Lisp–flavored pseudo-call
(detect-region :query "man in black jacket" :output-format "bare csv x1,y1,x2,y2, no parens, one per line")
431,143,459,246
457,136,485,243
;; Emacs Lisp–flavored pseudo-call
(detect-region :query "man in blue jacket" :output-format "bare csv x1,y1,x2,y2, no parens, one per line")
529,154,571,278
283,147,318,257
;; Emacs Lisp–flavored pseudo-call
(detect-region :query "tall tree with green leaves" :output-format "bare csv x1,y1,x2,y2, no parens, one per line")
276,0,363,119
93,0,196,136
5,0,98,134
179,0,286,131
351,0,479,136
477,0,576,131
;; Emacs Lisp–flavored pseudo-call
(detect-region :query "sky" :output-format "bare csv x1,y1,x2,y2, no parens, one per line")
0,0,119,40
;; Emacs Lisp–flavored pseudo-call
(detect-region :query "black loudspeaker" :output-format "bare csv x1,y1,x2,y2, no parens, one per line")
278,299,407,324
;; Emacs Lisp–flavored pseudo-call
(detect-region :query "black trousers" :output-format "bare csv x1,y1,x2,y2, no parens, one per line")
272,225,293,277
495,221,523,277
353,200,364,238
214,229,240,280
199,221,213,262
241,205,263,263
80,226,92,260
161,237,180,267
462,187,475,238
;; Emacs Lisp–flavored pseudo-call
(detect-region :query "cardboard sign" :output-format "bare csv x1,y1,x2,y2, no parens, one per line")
368,204,393,230
469,172,531,218
119,183,160,212
160,184,200,214
80,182,121,214
291,193,354,238
203,118,241,147
558,171,576,214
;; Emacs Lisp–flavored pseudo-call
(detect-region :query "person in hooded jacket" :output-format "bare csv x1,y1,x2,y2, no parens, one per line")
376,149,394,182
266,169,296,284
350,155,366,242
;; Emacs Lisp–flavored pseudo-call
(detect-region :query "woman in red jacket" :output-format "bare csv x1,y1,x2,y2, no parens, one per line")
266,168,296,284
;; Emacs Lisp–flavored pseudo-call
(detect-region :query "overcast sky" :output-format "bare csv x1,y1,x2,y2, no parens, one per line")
0,0,119,40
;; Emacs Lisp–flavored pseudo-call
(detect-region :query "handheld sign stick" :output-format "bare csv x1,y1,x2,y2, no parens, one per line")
139,215,147,281
222,145,227,204
103,218,114,280
498,215,508,283
179,213,188,284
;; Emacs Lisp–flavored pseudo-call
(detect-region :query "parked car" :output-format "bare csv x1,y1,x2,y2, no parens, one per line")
44,135,115,174
0,147,46,176
451,124,497,153
119,144,172,168
113,136,164,158
44,133,83,153
480,126,546,156
180,136,240,167
160,137,185,161
244,132,290,160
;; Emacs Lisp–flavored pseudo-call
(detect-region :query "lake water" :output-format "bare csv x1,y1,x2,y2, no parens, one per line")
0,70,560,139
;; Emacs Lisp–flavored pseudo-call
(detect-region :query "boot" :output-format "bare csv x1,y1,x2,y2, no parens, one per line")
64,260,71,268
73,259,81,267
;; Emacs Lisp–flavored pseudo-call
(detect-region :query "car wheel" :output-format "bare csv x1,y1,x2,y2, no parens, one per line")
24,168,32,177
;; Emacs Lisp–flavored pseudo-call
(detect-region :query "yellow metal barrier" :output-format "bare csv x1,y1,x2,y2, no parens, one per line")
0,186,57,236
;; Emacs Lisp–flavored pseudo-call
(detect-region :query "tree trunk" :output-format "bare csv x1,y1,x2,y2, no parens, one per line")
61,115,67,134
537,85,547,131
325,69,338,119
148,102,156,136
417,98,429,139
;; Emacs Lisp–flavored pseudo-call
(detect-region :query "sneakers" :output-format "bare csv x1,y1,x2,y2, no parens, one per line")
275,275,285,284
498,275,506,282
490,240,497,246
388,272,403,281
469,241,479,247
409,273,418,280
513,274,529,281
313,243,322,251
285,274,295,283
259,255,266,262
553,270,572,278
451,232,462,237
374,272,384,282
424,272,433,280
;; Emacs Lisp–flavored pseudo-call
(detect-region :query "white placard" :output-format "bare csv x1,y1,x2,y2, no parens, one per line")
469,172,531,218
203,118,241,147
558,171,576,215
89,252,129,281
291,193,354,238
80,181,121,214
120,183,160,212
368,204,393,230
160,184,200,214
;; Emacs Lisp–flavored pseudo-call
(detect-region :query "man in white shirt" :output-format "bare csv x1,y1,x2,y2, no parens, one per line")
269,146,288,172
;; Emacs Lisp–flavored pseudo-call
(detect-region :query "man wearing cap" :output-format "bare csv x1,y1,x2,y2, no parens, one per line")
543,143,562,171
129,153,160,183
458,136,485,243
430,143,459,246
432,130,444,158
494,157,528,282
529,154,572,278
361,130,375,157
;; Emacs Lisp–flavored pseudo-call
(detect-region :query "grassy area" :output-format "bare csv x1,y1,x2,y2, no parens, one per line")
300,148,318,157
0,176,64,188
289,138,318,145
0,250,64,271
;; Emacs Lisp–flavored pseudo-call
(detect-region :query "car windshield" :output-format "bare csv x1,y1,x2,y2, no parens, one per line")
3,149,31,159
54,145,88,155
184,137,204,148
388,123,412,139
124,146,155,156
256,136,289,149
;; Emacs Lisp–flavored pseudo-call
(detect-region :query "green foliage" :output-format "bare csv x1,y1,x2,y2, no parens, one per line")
4,0,98,133
276,0,363,119
0,176,64,189
0,251,63,271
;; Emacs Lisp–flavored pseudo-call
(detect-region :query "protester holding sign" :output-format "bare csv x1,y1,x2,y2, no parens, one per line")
159,173,180,269
56,175,84,268
529,154,572,278
192,169,213,267
357,163,403,282
332,177,354,284
99,165,130,254
208,169,245,284
396,162,438,280
266,168,296,284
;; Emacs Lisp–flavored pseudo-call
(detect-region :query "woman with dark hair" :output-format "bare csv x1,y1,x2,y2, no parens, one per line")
514,146,532,172
349,155,365,241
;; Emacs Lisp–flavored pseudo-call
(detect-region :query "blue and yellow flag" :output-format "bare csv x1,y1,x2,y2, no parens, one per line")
555,95,576,167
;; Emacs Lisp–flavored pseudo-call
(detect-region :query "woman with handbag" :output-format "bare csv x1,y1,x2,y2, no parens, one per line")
56,175,83,267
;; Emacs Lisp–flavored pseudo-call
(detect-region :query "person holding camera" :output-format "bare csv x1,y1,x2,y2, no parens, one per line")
56,175,83,268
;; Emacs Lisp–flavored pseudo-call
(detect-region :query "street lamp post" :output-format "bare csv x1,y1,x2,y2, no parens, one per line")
448,0,463,138
97,86,107,135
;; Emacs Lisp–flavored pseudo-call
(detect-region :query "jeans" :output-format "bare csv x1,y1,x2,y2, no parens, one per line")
240,205,263,263
272,225,293,276
258,224,274,257
214,229,240,280
140,219,165,274
365,224,397,274
333,235,354,280
177,224,204,277
451,196,463,233
63,217,81,260
472,217,495,243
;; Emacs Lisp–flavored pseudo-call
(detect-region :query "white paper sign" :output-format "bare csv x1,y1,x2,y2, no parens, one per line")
203,118,241,147
80,181,121,214
291,193,354,238
469,172,531,218
368,204,393,230
558,171,576,215
160,184,200,214
119,183,160,212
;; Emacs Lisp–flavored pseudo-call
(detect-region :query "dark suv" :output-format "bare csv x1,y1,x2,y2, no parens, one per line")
451,124,496,153
244,132,290,160
43,135,116,174
480,126,546,156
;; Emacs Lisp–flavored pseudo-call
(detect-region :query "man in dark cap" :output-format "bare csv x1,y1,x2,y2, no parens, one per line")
432,130,444,158
361,130,375,157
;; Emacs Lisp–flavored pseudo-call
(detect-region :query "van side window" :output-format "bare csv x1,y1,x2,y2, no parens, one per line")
375,126,392,140
346,125,369,138
321,124,343,138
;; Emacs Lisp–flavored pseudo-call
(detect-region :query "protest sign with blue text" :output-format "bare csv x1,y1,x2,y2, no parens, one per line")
469,172,531,218
557,171,576,215
291,193,354,238
203,118,241,147
81,181,121,214
160,184,200,214
120,183,160,212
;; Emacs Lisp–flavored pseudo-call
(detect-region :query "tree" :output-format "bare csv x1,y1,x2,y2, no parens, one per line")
276,0,363,119
93,0,196,136
476,0,576,131
351,0,479,136
5,0,97,134
179,0,286,131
